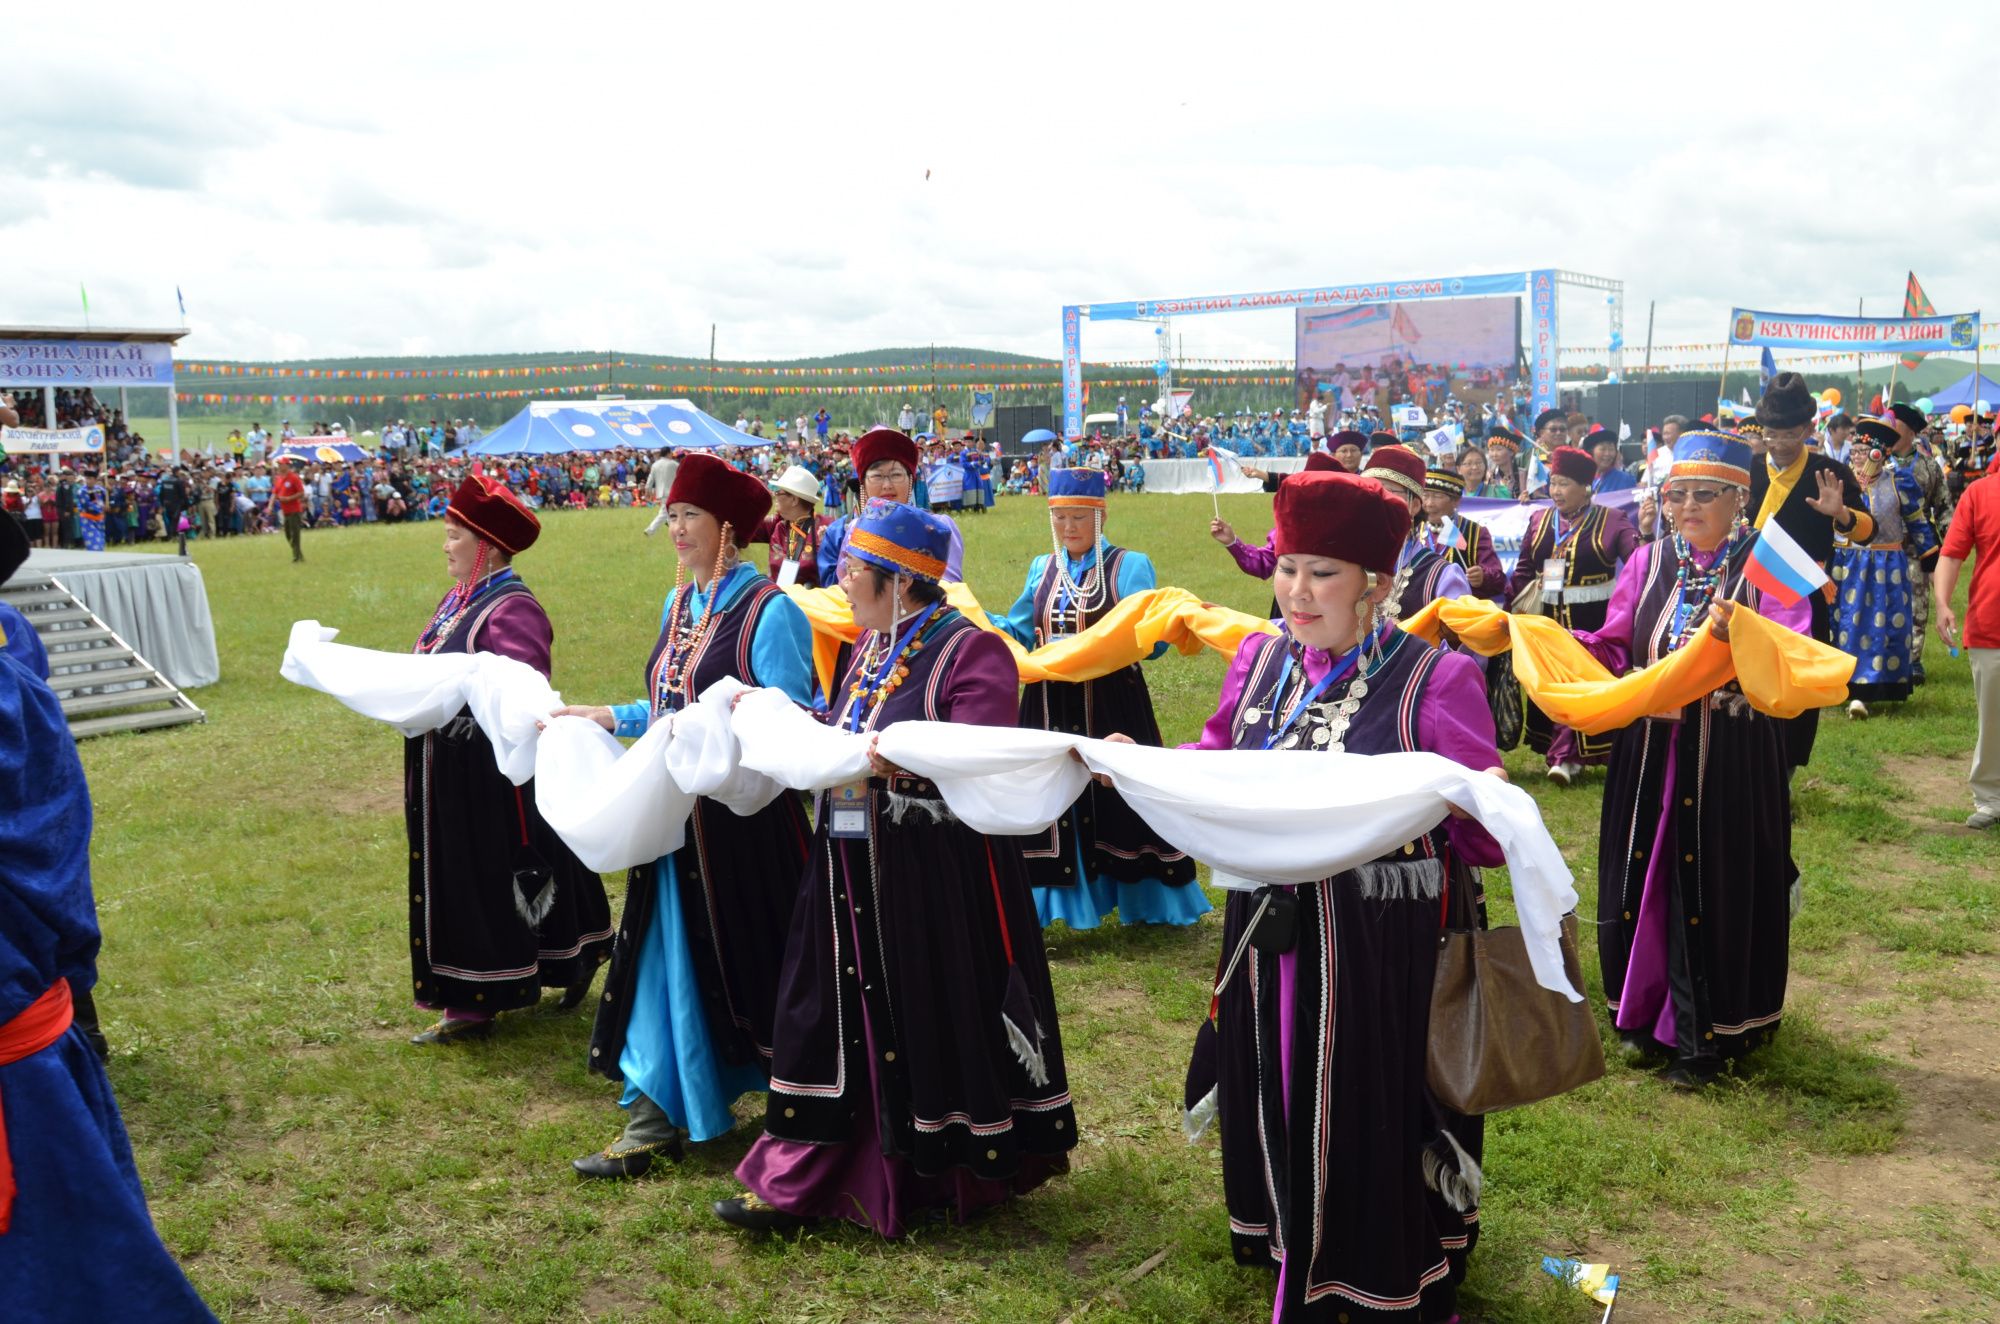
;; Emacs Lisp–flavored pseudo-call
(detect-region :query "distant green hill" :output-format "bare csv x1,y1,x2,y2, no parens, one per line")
172,345,1295,432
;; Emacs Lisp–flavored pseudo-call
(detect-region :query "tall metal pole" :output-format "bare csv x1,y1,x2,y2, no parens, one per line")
1855,298,1865,416
1639,300,1655,439
707,325,717,416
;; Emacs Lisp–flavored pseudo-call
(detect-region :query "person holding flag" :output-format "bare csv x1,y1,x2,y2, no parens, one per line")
1419,466,1505,600
1507,445,1640,784
995,469,1207,930
1573,431,1801,1088
1747,373,1874,769
1829,419,1937,719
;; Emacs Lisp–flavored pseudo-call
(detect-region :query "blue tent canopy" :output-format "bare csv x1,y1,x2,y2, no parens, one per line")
464,399,770,457
1926,371,2000,411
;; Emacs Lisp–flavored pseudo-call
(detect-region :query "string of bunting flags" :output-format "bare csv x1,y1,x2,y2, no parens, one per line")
175,376,1297,406
176,355,1301,382
177,361,611,379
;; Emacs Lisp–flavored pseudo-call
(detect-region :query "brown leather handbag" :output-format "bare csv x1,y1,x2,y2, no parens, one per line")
1427,913,1605,1115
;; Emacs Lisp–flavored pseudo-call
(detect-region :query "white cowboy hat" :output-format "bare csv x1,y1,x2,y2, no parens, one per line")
770,464,823,506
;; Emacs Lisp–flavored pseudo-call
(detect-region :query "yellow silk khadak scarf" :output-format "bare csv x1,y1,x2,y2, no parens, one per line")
783,583,1274,697
787,584,1852,734
1400,596,1853,733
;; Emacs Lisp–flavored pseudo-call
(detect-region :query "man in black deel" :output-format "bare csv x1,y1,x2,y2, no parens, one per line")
1748,372,1874,772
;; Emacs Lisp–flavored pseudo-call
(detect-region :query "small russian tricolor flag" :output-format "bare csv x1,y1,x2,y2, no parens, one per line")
1433,518,1466,551
1744,518,1830,609
1204,445,1241,492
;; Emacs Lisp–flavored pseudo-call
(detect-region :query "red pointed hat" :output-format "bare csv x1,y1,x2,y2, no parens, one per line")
1550,445,1596,486
853,427,919,476
1302,449,1343,473
1272,472,1409,577
666,452,772,548
447,472,539,555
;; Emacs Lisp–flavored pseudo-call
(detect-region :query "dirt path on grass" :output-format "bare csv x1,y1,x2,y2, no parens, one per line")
1588,761,2000,1323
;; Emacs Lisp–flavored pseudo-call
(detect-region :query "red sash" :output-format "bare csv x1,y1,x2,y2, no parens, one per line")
0,980,76,1235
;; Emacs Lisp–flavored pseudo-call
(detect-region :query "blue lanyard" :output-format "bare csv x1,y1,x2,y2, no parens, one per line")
1263,637,1367,749
847,601,941,732
1551,509,1583,550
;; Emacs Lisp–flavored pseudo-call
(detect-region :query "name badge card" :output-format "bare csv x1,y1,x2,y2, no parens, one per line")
827,779,869,838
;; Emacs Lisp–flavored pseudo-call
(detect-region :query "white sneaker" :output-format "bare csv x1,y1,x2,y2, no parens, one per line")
1968,808,1999,830
1847,699,1869,720
1545,762,1575,787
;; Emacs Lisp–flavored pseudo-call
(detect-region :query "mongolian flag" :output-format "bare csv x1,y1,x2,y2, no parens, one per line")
1901,271,1937,372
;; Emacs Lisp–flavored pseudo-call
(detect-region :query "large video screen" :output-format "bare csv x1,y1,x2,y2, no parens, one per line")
1295,296,1521,413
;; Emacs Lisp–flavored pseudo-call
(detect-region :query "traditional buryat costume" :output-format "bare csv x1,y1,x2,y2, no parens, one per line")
724,504,1077,1237
1186,473,1504,1323
1417,467,1505,601
997,469,1207,929
1746,375,1875,767
1358,446,1472,622
1579,433,1798,1087
578,454,817,1177
750,464,832,590
1506,446,1640,776
815,428,965,585
405,475,614,1043
0,514,218,1322
1830,419,1938,709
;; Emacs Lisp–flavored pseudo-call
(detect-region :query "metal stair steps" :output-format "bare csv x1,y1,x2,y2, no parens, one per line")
4,572,205,739
47,661,158,694
60,683,188,716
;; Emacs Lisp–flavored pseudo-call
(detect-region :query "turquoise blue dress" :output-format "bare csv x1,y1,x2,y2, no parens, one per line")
998,542,1211,929
604,563,814,1141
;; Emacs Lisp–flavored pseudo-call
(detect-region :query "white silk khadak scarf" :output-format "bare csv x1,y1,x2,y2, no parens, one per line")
282,625,1580,999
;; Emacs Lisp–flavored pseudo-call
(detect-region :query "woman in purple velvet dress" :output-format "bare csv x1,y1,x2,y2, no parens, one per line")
403,475,614,1045
1159,472,1508,1324
714,502,1077,1236
1576,431,1799,1089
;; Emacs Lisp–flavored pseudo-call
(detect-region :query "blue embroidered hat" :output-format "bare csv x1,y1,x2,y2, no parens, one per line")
1669,431,1754,488
1047,468,1107,507
845,499,951,583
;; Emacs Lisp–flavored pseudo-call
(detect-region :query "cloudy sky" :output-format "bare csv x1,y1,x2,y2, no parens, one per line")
7,2,1995,367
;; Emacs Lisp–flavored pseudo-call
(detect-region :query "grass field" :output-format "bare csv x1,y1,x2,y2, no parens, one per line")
76,493,1998,1322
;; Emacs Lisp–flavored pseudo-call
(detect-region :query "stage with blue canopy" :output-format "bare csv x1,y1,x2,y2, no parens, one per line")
463,399,768,457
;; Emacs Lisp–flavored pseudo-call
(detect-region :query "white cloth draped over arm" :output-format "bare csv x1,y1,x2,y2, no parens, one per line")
279,619,558,783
